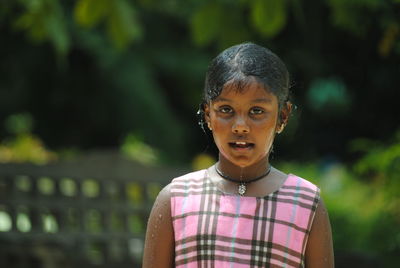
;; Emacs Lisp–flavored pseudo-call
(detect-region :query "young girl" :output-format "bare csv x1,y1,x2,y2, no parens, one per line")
143,43,334,268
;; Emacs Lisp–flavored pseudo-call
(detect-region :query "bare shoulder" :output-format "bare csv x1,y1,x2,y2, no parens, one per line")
142,183,175,268
147,182,173,228
305,198,334,268
155,183,173,208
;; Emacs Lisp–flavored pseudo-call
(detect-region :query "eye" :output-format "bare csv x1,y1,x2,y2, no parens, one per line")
249,107,265,115
219,106,233,114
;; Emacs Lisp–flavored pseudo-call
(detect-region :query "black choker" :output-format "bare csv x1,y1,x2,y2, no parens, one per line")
215,165,272,196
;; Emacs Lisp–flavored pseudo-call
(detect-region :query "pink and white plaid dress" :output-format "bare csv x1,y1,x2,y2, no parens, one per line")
170,169,320,268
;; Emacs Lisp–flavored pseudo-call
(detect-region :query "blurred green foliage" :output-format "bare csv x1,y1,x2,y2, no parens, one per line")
191,153,216,171
307,77,351,115
74,0,142,49
250,0,287,37
0,1,399,264
0,113,57,164
5,112,33,134
121,133,159,165
5,0,399,55
327,0,385,35
13,0,69,55
351,131,400,202
1,0,399,161
277,131,400,266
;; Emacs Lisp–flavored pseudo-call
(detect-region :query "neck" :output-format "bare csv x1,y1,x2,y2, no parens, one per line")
217,154,270,182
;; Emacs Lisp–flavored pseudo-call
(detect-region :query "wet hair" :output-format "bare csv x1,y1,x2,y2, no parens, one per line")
198,42,291,131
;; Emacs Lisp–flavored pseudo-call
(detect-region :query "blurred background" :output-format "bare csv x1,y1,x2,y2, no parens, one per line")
0,0,399,267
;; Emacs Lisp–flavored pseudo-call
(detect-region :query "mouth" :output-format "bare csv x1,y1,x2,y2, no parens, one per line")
228,141,255,150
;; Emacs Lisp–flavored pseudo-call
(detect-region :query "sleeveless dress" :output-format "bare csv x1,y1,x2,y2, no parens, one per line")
170,169,320,268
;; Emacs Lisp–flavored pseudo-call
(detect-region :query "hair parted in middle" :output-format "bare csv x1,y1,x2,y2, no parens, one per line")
198,42,291,131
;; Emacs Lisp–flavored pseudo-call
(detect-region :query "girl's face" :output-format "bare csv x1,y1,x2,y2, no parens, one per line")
205,80,281,168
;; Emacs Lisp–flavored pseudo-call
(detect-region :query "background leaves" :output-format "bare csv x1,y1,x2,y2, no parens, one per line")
250,0,287,37
1,0,400,265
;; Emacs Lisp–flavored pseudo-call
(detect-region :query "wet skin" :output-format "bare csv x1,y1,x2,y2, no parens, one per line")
204,79,286,180
142,79,334,268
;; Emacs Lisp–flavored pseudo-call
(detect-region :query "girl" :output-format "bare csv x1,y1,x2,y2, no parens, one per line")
143,42,334,268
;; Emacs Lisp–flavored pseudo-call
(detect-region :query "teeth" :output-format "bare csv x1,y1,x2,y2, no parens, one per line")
236,142,247,145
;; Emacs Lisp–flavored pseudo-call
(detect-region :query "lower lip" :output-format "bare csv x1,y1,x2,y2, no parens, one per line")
229,144,254,152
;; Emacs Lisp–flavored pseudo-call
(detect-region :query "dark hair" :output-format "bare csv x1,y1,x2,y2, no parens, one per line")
198,42,291,130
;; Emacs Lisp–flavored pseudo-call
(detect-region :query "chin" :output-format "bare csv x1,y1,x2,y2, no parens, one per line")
219,148,266,167
232,155,268,168
230,157,257,168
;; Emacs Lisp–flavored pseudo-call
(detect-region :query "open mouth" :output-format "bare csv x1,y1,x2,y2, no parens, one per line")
229,141,255,149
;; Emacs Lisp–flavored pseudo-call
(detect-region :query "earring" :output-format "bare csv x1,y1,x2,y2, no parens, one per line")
207,122,212,130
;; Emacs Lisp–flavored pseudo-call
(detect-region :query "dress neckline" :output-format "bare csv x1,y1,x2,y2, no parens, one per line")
204,169,291,198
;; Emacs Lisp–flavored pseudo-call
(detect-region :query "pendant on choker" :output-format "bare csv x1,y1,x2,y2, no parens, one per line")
215,165,272,196
238,183,246,196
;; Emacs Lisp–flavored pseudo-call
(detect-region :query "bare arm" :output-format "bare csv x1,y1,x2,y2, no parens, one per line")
305,198,334,268
142,184,175,268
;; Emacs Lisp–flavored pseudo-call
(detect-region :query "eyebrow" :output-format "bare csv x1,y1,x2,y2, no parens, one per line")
213,97,272,104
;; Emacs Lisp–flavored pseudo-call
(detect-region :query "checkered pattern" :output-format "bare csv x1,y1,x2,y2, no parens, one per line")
170,170,320,268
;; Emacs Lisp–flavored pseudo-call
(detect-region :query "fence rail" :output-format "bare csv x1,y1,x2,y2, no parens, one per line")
0,153,187,268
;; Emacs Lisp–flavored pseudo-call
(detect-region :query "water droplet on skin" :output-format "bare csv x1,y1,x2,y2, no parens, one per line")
158,214,162,219
240,167,244,195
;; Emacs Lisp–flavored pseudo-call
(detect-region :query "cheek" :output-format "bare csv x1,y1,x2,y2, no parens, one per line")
210,114,229,132
212,120,226,132
211,119,229,143
210,118,232,154
256,120,278,147
258,128,274,146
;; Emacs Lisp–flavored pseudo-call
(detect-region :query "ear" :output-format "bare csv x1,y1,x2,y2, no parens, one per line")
204,103,211,124
203,103,213,130
277,101,292,133
280,101,292,125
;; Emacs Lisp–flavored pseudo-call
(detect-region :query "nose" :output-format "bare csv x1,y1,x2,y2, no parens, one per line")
232,115,250,133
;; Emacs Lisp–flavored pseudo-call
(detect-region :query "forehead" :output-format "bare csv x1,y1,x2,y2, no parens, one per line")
214,79,277,103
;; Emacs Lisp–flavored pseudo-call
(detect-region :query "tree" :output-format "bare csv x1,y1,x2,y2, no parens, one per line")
0,0,399,161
